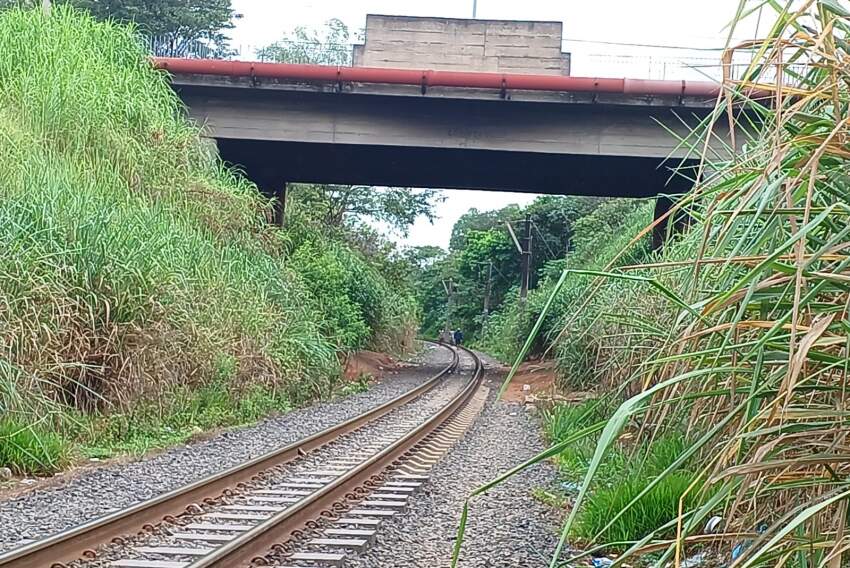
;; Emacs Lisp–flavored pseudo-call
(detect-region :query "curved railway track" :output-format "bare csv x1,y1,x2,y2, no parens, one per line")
0,342,484,568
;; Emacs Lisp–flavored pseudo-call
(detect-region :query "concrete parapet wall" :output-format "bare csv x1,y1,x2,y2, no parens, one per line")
352,15,571,75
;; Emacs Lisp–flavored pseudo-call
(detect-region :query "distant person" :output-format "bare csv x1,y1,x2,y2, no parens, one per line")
439,329,453,344
453,329,463,346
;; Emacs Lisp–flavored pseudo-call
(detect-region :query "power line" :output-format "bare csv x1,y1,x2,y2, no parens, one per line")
560,37,755,52
531,220,559,261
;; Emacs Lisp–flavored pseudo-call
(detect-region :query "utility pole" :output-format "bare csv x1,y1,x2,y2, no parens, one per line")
442,278,454,333
519,214,532,302
482,261,493,317
472,0,478,18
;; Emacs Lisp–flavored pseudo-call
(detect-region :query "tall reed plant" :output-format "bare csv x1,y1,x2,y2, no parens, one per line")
455,2,850,566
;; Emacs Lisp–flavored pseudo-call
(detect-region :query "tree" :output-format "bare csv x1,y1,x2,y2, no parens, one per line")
290,184,442,237
403,246,445,271
70,0,238,57
257,18,351,65
416,195,613,341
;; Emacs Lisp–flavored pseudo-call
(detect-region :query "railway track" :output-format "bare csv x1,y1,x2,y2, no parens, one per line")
0,343,484,568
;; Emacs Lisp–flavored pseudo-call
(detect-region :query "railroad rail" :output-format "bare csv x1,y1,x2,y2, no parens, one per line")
0,343,484,568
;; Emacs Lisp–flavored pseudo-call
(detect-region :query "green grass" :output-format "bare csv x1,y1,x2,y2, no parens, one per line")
0,6,417,475
543,400,623,479
543,403,701,546
572,471,701,544
338,373,372,397
76,382,295,458
0,419,69,475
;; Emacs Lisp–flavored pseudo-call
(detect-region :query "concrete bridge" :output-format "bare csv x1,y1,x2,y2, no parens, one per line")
160,57,722,197
153,15,732,235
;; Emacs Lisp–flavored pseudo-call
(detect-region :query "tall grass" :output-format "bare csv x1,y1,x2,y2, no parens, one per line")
456,2,850,566
0,6,416,473
0,419,67,475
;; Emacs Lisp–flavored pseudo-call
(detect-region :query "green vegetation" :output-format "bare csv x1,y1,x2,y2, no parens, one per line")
0,6,419,475
482,198,653,375
0,419,68,475
542,402,700,545
257,17,352,64
454,2,850,567
543,400,616,479
339,373,372,397
0,0,239,56
413,195,621,342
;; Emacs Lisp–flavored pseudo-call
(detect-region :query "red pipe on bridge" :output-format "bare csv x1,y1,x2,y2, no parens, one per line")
152,57,722,98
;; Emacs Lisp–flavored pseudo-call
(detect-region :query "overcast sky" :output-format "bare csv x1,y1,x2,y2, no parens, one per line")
228,0,767,249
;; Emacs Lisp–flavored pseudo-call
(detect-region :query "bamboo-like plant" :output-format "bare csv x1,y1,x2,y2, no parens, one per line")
454,2,850,566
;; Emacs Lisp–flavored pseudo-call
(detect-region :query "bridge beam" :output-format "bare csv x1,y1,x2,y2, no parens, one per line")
216,138,696,199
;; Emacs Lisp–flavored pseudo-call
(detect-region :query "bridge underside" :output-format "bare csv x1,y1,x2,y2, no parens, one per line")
216,138,696,197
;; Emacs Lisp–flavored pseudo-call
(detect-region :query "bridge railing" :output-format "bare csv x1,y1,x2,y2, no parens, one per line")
145,35,808,87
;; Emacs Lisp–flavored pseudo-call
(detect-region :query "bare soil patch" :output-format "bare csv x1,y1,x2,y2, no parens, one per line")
343,350,397,382
500,359,593,405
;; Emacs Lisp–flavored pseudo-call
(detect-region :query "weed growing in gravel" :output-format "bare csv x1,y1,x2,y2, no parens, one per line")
543,400,627,480
339,373,373,397
572,471,701,545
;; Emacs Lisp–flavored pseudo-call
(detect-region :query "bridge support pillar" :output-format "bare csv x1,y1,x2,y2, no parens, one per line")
652,196,672,250
249,166,287,227
652,195,691,250
272,183,287,227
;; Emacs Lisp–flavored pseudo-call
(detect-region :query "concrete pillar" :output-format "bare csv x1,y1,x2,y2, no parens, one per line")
652,196,673,250
250,165,287,228
272,183,287,227
652,195,691,250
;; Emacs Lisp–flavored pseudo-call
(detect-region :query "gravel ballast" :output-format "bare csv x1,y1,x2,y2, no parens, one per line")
0,343,453,552
351,358,562,568
74,351,475,568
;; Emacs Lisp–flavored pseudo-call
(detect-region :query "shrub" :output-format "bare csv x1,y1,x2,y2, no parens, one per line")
481,199,654,383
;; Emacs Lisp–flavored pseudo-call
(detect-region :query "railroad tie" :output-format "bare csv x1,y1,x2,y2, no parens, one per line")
335,517,382,527
360,500,407,509
289,551,347,566
133,546,213,556
221,504,286,512
368,492,411,500
204,512,268,521
308,537,368,551
383,480,422,487
169,533,236,542
324,528,377,543
112,561,189,568
183,522,254,531
254,488,312,495
347,508,397,517
246,495,301,503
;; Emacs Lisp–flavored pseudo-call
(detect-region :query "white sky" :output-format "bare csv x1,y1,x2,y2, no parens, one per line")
228,0,767,249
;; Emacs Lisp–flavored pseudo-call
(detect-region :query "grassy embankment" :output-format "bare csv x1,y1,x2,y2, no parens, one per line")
0,7,417,475
457,2,850,565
